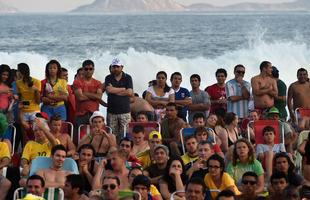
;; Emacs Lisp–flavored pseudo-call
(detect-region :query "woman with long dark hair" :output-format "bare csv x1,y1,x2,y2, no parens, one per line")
204,154,240,200
159,156,186,200
41,60,68,120
0,64,13,114
16,63,41,143
145,71,175,121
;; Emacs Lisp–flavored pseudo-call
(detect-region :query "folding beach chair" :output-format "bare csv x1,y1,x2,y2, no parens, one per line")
78,124,112,143
13,187,64,200
2,123,17,155
247,119,284,144
60,121,74,140
123,122,160,139
29,156,79,176
95,189,141,200
179,127,216,155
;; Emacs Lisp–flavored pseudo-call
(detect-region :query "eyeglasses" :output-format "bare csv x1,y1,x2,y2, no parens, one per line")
242,180,257,185
102,184,117,190
236,70,245,74
84,67,94,71
208,165,220,169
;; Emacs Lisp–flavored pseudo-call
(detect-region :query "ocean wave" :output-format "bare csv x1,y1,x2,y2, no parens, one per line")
0,38,309,95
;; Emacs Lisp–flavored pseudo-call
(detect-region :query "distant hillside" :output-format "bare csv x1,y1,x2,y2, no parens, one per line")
187,0,310,11
0,1,18,13
72,0,185,13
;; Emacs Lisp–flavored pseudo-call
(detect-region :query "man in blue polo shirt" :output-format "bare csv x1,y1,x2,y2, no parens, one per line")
171,72,192,122
105,58,133,141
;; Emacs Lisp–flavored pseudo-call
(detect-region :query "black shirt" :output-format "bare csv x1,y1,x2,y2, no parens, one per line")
105,72,133,114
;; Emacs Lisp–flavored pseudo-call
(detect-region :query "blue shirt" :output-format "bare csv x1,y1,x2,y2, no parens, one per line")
174,87,191,122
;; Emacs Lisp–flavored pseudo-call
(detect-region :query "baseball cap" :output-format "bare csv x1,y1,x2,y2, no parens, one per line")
154,144,169,155
268,107,280,115
111,58,123,66
89,111,105,124
149,131,162,140
35,112,49,120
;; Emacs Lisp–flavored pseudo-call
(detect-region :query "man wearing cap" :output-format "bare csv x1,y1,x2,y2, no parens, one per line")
287,68,310,129
267,107,297,154
105,58,133,141
137,131,162,168
78,111,117,158
251,61,278,115
73,60,103,144
271,66,287,121
226,64,251,119
144,144,169,186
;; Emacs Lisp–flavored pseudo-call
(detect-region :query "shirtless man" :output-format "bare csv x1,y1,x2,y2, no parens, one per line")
287,68,310,129
131,125,149,155
130,95,155,121
36,145,72,188
49,114,76,157
251,61,278,113
161,102,187,156
78,111,117,158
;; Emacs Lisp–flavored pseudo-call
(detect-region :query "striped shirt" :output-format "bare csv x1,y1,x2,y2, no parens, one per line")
226,79,251,118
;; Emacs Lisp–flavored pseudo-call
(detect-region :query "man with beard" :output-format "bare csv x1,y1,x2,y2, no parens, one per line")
237,172,266,200
161,102,187,156
36,145,72,188
105,58,133,141
251,61,278,114
288,68,310,130
181,135,199,165
144,145,170,186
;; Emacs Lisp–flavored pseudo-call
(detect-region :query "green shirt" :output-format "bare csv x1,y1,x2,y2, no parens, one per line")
226,159,264,183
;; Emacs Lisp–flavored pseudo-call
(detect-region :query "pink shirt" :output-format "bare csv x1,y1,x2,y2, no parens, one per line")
0,84,11,110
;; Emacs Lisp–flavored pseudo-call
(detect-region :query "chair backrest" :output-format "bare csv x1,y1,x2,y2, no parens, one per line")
29,156,79,176
123,122,160,139
13,187,64,200
95,189,141,200
248,120,282,144
170,190,185,200
179,127,216,155
61,121,74,141
78,124,112,143
2,123,16,155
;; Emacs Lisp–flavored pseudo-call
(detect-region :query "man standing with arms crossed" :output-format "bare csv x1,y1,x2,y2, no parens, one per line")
105,58,133,141
251,61,278,116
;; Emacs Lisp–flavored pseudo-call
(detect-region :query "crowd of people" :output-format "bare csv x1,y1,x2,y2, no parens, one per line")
0,59,309,200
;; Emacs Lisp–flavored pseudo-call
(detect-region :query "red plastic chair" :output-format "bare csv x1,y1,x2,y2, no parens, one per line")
247,120,283,144
295,108,310,123
61,121,74,141
123,122,160,139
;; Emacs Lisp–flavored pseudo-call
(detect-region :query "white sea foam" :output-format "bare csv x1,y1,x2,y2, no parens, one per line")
0,38,309,96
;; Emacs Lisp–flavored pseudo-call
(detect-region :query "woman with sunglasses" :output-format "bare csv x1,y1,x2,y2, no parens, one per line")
227,138,265,194
204,154,240,200
145,71,175,121
41,60,68,120
159,156,187,200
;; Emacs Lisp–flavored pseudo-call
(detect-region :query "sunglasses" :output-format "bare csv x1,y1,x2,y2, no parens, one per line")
236,70,245,74
242,180,257,185
84,67,94,71
208,165,220,169
103,184,117,190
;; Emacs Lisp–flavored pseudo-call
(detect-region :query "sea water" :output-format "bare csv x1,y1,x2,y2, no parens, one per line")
0,12,309,97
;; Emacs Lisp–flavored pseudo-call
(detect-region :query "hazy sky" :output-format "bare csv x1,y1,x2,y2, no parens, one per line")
3,0,295,12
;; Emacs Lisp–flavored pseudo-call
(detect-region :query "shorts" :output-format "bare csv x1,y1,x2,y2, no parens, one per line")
23,112,39,122
41,104,67,120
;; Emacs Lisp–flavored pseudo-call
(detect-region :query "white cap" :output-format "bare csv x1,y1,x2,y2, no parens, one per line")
111,58,123,66
89,111,105,124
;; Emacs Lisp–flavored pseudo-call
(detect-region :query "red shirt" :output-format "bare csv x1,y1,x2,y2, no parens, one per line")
73,78,102,116
205,83,226,114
